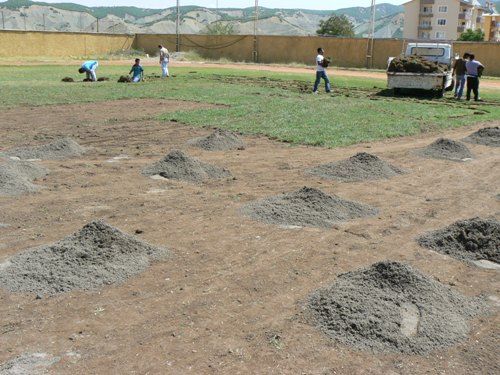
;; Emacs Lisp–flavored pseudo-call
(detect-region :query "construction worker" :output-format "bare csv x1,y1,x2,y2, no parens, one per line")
78,60,99,82
158,45,170,78
452,53,468,100
465,54,484,101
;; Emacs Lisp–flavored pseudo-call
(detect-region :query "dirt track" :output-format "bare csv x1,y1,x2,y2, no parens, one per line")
0,99,499,374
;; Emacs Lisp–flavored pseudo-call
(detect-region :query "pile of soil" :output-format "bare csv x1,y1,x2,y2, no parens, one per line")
97,77,110,82
188,129,246,151
0,160,48,196
463,126,500,147
142,150,232,183
82,78,93,82
61,77,74,82
0,220,169,295
307,152,406,182
307,261,486,354
415,138,473,161
241,187,378,228
417,217,499,263
118,75,131,83
3,138,85,160
388,56,447,74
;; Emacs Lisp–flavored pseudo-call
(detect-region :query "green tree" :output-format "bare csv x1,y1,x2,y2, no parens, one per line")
316,14,355,37
204,22,235,35
457,28,485,41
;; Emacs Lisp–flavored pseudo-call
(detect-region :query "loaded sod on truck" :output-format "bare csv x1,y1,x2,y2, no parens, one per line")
387,43,454,98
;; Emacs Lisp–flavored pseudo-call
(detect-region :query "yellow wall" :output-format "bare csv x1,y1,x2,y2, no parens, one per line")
1,30,499,76
0,30,134,57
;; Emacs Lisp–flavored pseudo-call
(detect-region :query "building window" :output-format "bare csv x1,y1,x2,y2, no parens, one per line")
423,6,432,13
437,19,447,26
435,31,446,39
438,6,448,12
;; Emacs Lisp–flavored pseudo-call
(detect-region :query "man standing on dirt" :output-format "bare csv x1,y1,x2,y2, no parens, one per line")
158,45,170,78
452,53,468,100
465,54,484,101
313,48,331,94
78,60,98,82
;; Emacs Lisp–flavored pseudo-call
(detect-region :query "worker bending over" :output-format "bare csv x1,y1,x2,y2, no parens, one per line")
78,60,99,82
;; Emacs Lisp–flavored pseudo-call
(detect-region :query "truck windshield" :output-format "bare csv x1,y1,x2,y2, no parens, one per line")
410,47,445,57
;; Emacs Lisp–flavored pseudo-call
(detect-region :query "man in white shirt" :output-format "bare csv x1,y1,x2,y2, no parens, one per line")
465,54,484,101
313,47,331,94
158,45,170,78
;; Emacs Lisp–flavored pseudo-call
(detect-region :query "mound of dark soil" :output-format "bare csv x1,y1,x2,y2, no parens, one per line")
61,77,74,82
0,220,169,295
188,129,245,151
3,138,85,160
118,75,131,83
416,138,473,161
307,261,486,354
241,186,378,228
142,150,232,183
97,77,110,82
388,56,447,74
463,127,500,147
417,217,499,263
0,160,48,196
307,152,406,182
82,78,93,82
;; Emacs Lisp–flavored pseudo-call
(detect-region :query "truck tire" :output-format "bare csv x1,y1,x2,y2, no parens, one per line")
394,88,401,95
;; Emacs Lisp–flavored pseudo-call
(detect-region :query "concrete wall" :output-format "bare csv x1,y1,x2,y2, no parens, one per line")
1,30,499,76
0,30,134,57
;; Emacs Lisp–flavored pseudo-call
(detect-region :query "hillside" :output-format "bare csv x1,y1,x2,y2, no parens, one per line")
0,0,404,37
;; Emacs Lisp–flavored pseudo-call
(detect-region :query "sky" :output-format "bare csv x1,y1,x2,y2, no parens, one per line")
39,1,408,11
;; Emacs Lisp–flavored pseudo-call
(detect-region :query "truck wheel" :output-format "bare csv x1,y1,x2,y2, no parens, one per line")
394,88,401,96
436,89,445,98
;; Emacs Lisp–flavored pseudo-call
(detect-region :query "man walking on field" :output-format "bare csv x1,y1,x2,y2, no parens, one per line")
313,47,331,94
158,45,170,78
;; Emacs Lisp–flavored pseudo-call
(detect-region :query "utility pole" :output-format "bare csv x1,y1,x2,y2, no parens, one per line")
176,0,180,52
253,0,259,62
96,17,99,33
365,0,376,68
42,13,45,31
1,11,5,29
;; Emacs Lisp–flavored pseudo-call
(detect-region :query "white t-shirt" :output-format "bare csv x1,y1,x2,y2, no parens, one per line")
316,54,325,72
465,60,483,76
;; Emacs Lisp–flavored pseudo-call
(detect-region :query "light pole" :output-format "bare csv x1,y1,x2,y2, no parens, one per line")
176,0,180,52
366,0,376,68
253,0,259,62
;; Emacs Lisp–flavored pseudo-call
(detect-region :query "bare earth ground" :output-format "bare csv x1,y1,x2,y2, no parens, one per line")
0,99,499,374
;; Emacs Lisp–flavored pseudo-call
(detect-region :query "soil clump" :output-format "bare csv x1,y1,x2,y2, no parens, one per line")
0,160,48,196
97,77,110,82
61,77,74,82
241,186,378,228
0,220,169,295
118,75,131,83
307,152,405,182
307,261,486,354
188,129,246,151
415,138,473,161
3,138,85,160
388,56,447,74
417,217,499,263
142,150,232,183
463,126,500,147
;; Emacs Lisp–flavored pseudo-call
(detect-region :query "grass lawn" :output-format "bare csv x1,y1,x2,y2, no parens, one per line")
1,64,498,148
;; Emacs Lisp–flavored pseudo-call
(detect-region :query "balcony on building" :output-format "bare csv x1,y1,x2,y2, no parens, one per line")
458,12,471,20
457,26,466,32
419,12,433,17
421,0,434,4
419,24,433,30
476,16,483,23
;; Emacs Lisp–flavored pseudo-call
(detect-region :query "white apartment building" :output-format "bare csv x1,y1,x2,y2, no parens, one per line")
403,0,496,40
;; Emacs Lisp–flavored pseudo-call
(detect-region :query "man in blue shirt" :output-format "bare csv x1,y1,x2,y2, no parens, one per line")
465,54,484,101
78,60,98,82
129,58,144,83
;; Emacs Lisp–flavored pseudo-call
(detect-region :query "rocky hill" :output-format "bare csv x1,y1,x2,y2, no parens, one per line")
0,0,404,37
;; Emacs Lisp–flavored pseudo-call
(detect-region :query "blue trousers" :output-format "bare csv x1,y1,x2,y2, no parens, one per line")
454,74,465,98
313,71,331,93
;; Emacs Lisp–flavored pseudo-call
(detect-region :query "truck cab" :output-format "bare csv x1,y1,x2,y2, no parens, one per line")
405,43,453,67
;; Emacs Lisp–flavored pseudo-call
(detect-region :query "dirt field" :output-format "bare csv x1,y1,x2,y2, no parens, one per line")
0,99,499,374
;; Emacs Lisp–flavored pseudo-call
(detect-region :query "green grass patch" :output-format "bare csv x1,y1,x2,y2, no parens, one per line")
0,64,498,148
